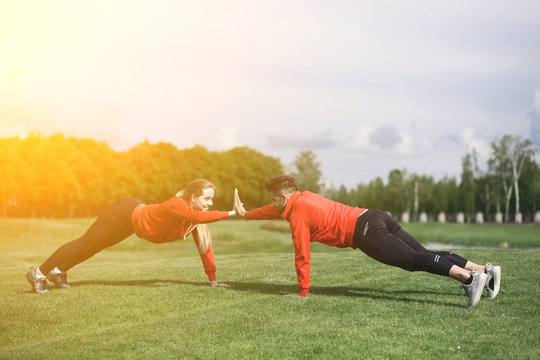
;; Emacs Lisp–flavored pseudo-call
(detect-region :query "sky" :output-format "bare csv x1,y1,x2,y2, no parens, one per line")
1,0,540,188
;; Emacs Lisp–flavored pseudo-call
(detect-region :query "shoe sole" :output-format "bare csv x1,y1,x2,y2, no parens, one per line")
487,266,501,299
466,273,487,309
46,275,72,289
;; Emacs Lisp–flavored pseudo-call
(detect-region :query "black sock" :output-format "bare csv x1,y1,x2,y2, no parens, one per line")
463,275,473,285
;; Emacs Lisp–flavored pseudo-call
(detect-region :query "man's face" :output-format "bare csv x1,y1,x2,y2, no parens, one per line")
270,191,288,214
190,187,215,211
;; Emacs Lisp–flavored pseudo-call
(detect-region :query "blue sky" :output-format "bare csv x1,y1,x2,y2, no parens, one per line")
1,1,539,187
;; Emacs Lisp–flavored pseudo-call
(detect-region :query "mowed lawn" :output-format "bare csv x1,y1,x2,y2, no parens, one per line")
1,218,539,360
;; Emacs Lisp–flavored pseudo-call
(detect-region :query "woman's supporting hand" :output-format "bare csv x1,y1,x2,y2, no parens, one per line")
234,188,247,217
210,280,231,288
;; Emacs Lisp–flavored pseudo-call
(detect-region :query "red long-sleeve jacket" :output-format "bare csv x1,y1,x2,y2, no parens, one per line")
131,197,230,281
246,191,367,295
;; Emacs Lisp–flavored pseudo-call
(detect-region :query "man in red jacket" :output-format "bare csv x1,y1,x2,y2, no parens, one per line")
234,175,501,309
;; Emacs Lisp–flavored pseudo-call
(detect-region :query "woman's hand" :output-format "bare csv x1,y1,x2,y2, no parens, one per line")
234,188,247,217
210,280,231,288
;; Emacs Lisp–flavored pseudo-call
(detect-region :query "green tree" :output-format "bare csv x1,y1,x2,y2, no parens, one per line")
365,177,385,210
460,150,478,222
488,135,535,221
0,137,22,216
475,174,498,222
386,169,407,216
291,150,322,193
221,146,283,209
433,177,449,215
514,155,539,219
418,175,435,218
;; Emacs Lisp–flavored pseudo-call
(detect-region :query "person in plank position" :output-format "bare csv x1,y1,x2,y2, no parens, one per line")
27,179,236,293
234,175,500,308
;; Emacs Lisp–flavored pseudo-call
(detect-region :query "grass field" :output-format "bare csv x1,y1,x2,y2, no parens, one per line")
1,218,539,359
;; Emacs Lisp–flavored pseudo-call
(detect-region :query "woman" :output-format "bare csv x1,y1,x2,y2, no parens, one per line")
26,179,236,293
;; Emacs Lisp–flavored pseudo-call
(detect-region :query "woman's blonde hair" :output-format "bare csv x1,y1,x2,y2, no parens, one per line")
176,179,217,254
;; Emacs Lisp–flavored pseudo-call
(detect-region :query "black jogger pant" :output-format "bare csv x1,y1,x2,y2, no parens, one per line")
353,209,468,276
39,197,145,275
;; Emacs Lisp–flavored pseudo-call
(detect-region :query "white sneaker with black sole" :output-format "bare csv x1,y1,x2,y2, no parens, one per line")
484,263,501,299
462,269,487,309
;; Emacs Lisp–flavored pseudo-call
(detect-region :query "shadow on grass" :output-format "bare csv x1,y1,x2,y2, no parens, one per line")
228,281,461,307
67,278,462,307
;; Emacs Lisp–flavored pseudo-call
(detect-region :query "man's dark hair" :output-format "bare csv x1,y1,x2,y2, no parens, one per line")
265,175,298,194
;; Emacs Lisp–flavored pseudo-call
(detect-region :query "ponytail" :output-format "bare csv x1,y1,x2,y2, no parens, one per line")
194,224,211,255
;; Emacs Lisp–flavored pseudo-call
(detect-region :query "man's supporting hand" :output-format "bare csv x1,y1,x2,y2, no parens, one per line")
210,280,231,288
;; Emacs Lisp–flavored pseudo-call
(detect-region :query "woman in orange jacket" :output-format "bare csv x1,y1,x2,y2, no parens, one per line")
26,179,237,293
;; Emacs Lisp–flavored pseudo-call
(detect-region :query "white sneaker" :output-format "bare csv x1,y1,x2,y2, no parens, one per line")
484,263,501,299
26,267,50,294
462,269,487,309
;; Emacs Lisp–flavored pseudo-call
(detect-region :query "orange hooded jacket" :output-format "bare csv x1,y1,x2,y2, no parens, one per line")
246,191,367,295
131,197,230,281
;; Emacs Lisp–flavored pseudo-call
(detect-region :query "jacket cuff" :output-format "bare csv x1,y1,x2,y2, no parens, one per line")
207,272,216,281
299,288,309,296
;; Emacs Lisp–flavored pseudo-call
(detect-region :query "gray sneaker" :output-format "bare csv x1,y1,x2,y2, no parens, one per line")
484,263,501,299
462,269,487,309
26,268,49,294
47,270,71,289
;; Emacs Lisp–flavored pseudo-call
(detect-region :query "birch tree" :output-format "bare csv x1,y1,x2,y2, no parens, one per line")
509,137,535,215
489,135,536,221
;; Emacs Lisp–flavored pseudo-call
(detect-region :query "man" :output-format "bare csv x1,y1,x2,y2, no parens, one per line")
234,175,500,308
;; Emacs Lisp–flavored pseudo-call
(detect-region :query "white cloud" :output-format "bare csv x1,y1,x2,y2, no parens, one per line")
215,126,241,150
352,125,432,158
462,128,491,161
352,125,375,153
396,134,414,156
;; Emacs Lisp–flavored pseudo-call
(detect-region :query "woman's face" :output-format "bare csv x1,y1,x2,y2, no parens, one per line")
190,187,215,211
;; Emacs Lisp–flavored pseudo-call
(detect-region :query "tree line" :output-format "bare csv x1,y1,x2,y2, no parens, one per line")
0,133,283,217
316,135,538,223
1,133,538,222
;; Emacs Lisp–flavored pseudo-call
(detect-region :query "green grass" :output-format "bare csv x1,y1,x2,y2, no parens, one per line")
1,218,539,359
250,219,540,249
401,222,540,248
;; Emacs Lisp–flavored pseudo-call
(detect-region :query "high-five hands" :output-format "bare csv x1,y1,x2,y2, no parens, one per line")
234,188,247,217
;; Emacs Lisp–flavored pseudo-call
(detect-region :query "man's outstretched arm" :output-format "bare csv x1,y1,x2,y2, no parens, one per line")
235,189,281,220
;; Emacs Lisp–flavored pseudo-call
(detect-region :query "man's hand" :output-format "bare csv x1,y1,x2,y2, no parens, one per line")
284,293,303,297
210,280,231,288
234,188,247,217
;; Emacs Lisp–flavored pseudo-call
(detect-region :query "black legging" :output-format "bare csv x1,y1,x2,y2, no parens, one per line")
39,197,145,275
353,210,468,276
